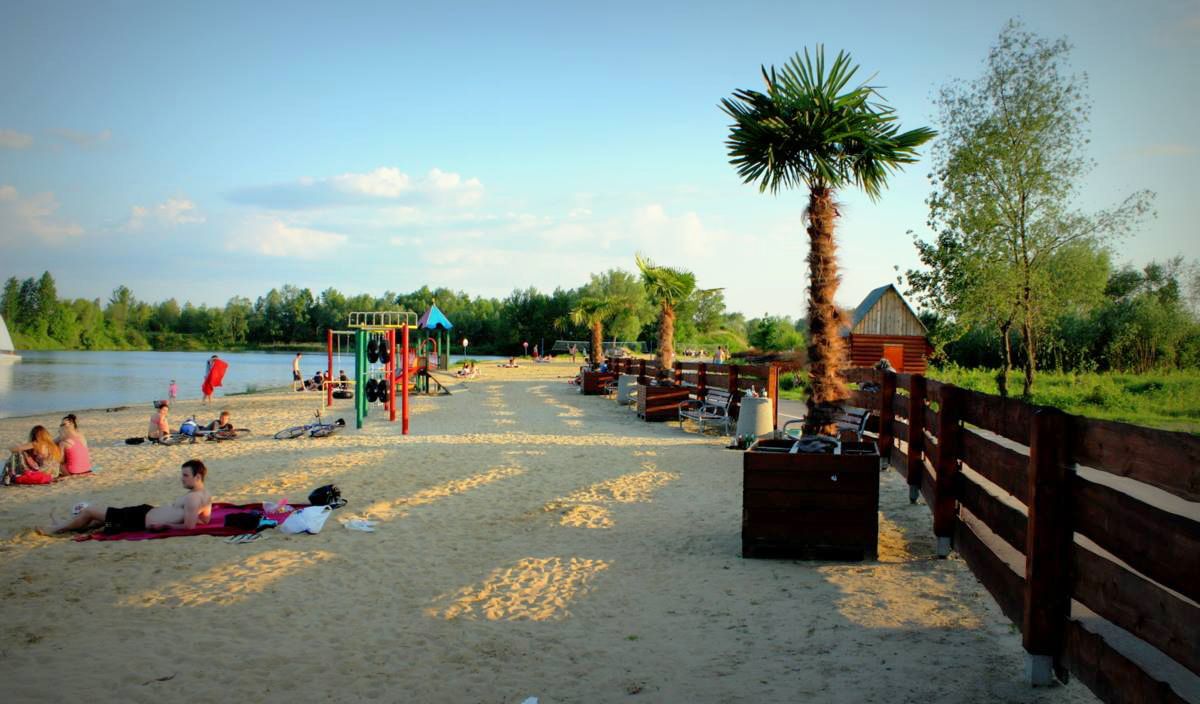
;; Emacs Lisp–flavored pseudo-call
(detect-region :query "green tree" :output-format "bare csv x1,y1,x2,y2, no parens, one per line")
748,315,804,352
582,269,650,343
722,47,934,426
912,21,1153,396
1,277,20,325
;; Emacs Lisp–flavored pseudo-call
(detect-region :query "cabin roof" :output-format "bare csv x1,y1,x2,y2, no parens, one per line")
850,284,927,334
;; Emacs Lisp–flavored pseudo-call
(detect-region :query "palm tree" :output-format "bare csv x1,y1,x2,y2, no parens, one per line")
567,296,616,366
721,47,934,431
636,255,697,372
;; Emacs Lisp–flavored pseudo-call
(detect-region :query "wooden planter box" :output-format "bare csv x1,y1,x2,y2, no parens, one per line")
636,383,692,422
742,439,880,560
581,370,617,395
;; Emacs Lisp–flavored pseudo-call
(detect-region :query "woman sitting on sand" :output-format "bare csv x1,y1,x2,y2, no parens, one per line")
4,425,63,486
56,414,92,478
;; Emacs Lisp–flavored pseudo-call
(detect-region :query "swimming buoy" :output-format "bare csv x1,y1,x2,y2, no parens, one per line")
366,338,380,364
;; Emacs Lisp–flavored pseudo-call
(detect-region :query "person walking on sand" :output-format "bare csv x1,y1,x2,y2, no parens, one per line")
202,355,220,404
292,352,303,392
168,379,178,400
568,344,577,363
42,459,212,535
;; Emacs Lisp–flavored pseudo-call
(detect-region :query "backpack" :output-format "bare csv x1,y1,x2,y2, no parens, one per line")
308,484,346,509
179,419,199,437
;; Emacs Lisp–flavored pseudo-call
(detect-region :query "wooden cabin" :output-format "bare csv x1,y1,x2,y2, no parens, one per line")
844,284,931,373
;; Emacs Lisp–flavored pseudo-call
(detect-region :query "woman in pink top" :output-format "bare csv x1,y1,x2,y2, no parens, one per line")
57,414,91,477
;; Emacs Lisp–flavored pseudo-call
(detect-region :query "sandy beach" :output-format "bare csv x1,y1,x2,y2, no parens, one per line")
0,358,1098,703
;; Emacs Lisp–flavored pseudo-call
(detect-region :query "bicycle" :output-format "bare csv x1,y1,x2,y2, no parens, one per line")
274,411,346,440
160,417,251,445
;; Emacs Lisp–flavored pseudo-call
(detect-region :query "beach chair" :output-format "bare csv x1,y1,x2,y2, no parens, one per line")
678,388,734,434
782,406,872,442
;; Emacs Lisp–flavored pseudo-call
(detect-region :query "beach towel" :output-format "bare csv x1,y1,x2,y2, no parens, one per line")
202,358,229,396
74,502,305,542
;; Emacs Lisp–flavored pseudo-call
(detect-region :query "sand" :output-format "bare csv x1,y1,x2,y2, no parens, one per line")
0,358,1100,703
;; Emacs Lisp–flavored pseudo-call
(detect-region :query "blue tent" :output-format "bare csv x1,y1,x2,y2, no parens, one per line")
418,304,453,330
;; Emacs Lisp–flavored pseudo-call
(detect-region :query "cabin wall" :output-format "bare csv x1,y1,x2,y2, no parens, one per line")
851,288,925,336
848,334,929,373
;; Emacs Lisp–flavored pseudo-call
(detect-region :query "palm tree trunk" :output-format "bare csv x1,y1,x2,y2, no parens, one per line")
590,321,603,366
657,303,675,372
804,187,849,425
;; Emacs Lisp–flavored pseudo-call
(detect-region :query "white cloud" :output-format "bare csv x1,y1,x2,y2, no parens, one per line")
126,197,206,230
0,184,83,243
227,216,347,259
47,128,111,148
0,129,33,149
228,167,485,209
1135,143,1197,158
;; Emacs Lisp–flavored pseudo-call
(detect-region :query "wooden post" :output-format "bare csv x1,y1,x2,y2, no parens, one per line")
727,364,740,419
768,365,779,429
638,359,647,385
698,362,707,396
1023,407,1071,686
673,361,682,385
906,375,926,505
879,370,896,465
933,384,961,557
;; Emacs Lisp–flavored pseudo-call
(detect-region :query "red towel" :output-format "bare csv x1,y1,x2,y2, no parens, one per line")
74,502,305,542
202,358,229,396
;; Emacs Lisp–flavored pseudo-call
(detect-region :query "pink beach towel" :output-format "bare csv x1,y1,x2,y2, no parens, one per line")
74,502,306,542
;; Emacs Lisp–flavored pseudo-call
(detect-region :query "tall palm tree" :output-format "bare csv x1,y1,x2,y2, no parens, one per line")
721,47,934,431
636,255,697,372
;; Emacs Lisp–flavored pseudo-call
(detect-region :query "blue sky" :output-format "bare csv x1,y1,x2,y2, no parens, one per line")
1,0,1196,318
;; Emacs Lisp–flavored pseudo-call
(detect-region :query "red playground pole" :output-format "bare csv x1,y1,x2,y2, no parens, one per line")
326,329,333,408
401,323,410,434
388,328,397,422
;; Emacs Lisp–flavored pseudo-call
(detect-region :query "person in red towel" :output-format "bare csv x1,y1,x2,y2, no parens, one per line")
41,459,212,535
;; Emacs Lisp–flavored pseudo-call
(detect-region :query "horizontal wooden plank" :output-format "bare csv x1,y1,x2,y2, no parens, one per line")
844,367,878,385
960,389,1032,445
960,430,1029,504
955,514,1025,625
744,489,879,511
892,393,909,419
892,418,908,443
896,372,913,388
1071,475,1200,604
1070,415,1200,503
920,458,936,507
926,379,944,404
847,388,878,410
743,469,880,494
923,429,939,467
956,472,1027,553
1071,545,1200,677
742,509,877,543
925,405,939,435
1063,618,1191,704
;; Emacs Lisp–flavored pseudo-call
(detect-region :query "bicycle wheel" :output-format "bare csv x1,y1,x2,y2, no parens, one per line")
309,425,339,438
211,429,239,441
160,434,191,446
274,426,307,440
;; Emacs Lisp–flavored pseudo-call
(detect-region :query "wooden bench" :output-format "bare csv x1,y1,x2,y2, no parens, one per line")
678,388,735,434
783,406,872,442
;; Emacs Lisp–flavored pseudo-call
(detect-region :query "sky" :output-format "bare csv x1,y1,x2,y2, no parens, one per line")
1,0,1197,319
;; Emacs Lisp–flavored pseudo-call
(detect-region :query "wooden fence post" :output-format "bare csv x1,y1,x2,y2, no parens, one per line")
768,365,779,430
1023,407,1072,686
906,375,926,505
673,361,682,384
933,384,962,558
879,370,896,466
727,365,741,419
698,362,707,396
638,359,646,385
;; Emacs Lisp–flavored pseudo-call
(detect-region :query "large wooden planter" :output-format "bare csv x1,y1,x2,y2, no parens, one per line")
742,439,880,560
581,370,616,395
636,383,692,422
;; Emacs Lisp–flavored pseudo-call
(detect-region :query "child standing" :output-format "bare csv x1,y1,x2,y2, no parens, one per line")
168,379,178,400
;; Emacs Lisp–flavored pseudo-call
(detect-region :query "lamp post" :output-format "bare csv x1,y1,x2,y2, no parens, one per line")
522,340,529,358
462,337,468,360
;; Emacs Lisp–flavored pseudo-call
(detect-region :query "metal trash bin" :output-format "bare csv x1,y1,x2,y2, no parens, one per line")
735,395,774,439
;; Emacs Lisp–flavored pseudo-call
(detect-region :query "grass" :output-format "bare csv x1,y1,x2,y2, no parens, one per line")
778,367,1200,433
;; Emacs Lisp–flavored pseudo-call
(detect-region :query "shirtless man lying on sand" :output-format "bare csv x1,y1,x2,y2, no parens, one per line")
42,459,212,535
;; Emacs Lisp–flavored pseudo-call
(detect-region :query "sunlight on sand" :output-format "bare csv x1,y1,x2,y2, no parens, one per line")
817,515,983,630
226,449,391,500
360,465,525,521
426,556,609,621
544,464,679,529
121,549,334,608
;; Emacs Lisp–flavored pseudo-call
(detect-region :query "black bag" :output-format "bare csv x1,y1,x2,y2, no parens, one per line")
308,484,346,509
224,510,263,530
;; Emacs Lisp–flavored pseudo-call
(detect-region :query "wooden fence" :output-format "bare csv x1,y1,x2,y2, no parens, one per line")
844,367,1200,703
606,357,781,428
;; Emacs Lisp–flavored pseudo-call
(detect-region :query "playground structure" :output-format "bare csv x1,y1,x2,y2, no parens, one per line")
325,311,415,432
412,304,458,395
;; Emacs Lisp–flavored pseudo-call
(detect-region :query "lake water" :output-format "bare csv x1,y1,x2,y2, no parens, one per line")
0,350,499,419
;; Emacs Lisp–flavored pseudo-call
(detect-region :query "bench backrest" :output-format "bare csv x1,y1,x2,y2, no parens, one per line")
703,388,733,408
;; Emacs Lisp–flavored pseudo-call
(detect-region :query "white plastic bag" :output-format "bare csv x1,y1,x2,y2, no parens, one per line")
279,505,333,534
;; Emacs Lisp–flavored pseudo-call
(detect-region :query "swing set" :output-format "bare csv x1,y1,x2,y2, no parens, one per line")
325,311,417,432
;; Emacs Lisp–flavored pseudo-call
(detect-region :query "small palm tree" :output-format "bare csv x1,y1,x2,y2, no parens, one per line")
568,296,616,366
636,255,698,372
721,47,934,429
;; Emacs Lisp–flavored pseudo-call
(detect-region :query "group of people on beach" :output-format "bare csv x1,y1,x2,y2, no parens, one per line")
143,402,235,444
4,414,92,485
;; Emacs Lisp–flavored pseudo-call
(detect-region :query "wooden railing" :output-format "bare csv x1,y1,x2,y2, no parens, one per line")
606,357,781,428
845,367,1200,703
